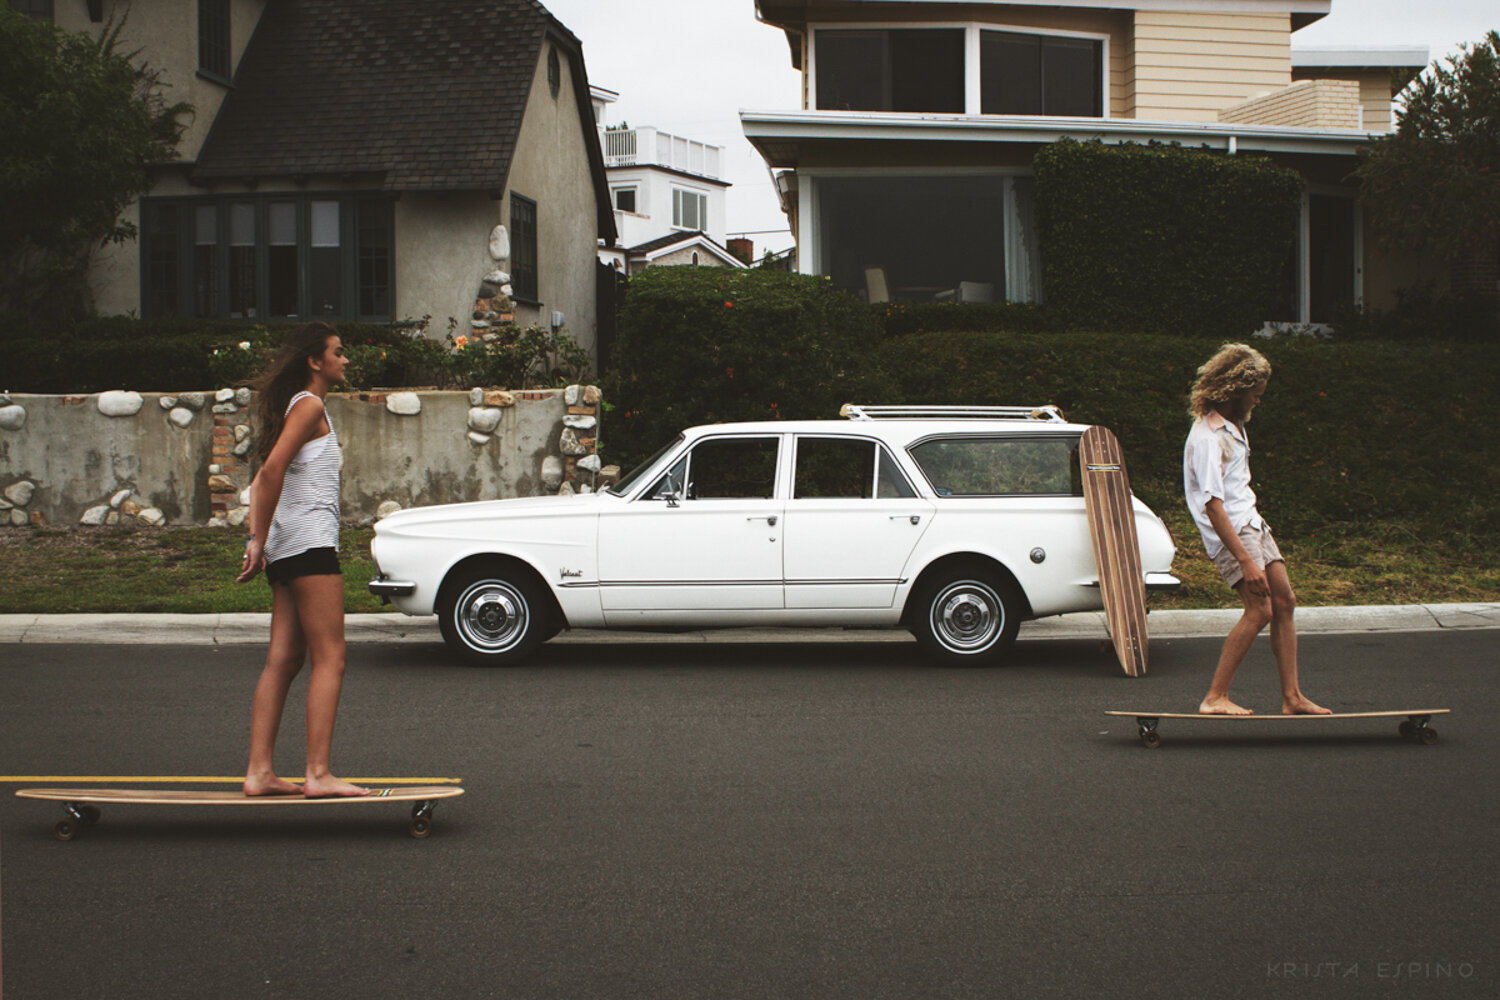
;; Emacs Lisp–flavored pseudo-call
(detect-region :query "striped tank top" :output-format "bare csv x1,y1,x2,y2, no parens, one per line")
262,391,342,564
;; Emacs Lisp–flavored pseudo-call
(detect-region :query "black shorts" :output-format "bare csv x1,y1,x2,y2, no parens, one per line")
265,547,341,585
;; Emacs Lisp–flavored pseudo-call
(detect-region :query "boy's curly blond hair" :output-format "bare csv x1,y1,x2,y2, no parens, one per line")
1189,343,1272,418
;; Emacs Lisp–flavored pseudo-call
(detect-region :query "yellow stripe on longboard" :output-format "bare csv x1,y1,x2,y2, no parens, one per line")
0,776,462,785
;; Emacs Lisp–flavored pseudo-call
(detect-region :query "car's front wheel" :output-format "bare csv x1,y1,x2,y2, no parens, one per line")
438,563,550,666
912,570,1022,666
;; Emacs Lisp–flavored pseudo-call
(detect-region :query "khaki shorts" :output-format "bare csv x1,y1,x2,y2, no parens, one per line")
1211,522,1284,589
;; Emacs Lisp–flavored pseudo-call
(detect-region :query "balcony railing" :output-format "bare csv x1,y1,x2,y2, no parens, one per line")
600,126,721,178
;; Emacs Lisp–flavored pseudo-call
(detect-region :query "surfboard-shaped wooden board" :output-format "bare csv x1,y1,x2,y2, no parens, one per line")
1080,425,1148,677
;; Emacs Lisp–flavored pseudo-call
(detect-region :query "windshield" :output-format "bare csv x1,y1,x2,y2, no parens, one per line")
607,435,684,496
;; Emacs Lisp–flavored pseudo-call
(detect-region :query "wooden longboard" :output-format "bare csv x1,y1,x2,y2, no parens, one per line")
1105,710,1450,748
1080,425,1148,677
15,785,464,840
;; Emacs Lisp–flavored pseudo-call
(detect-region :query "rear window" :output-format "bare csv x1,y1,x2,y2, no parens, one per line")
908,436,1079,496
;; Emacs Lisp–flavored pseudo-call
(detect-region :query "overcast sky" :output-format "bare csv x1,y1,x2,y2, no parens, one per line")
540,0,1498,254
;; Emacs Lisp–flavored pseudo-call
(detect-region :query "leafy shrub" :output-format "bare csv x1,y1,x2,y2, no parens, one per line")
5,314,592,393
873,329,1500,548
603,267,895,468
875,300,1054,337
451,325,593,390
1034,139,1303,337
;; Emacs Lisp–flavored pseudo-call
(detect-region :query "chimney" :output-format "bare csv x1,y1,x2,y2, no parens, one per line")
728,238,754,265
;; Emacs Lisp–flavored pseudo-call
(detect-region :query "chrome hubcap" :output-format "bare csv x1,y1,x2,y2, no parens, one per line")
931,580,1003,653
457,581,528,652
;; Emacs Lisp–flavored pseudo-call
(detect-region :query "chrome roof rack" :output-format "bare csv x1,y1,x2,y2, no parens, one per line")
840,404,1067,423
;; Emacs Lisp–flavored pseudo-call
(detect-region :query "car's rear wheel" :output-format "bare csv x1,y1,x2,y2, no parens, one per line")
912,570,1022,666
438,564,549,666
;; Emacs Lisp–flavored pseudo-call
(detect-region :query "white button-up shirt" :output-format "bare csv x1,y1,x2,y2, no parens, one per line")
1183,410,1263,559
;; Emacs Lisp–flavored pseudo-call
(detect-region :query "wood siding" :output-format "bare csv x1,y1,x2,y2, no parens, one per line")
1129,11,1291,121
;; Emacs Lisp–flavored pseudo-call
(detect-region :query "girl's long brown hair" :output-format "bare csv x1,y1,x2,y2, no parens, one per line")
250,322,337,462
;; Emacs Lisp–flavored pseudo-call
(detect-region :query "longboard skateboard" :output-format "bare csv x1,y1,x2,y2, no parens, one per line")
1105,710,1450,748
15,785,464,840
1080,425,1148,677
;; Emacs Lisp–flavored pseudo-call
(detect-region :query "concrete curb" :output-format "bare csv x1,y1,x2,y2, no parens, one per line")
2,604,1497,646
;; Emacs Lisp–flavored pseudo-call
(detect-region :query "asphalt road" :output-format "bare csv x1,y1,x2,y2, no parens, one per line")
1,630,1495,999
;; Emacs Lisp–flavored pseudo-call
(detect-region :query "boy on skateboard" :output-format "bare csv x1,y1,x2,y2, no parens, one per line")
1183,343,1330,717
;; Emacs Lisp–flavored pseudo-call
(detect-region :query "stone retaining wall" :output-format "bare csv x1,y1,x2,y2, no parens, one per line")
0,387,613,530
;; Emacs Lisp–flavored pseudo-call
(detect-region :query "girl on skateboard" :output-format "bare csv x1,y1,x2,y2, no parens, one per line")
236,322,370,797
1183,343,1330,717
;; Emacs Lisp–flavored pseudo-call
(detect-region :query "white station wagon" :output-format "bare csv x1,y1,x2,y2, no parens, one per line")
369,405,1180,666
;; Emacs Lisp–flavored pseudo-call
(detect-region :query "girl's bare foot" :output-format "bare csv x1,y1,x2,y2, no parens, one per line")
244,774,303,796
1283,695,1332,715
1199,696,1254,716
303,774,371,798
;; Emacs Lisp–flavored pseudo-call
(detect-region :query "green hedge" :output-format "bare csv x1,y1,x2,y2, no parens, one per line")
1034,139,1303,337
603,267,894,466
872,330,1500,545
2,316,591,393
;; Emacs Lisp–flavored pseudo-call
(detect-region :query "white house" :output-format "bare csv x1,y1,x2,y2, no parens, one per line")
592,87,745,274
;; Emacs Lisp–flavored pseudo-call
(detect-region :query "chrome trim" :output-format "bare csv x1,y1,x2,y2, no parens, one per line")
368,578,417,597
1145,572,1182,592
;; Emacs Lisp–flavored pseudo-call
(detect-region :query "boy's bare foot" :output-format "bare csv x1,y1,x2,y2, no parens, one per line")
1199,697,1254,716
244,774,303,796
303,774,371,798
1283,695,1332,716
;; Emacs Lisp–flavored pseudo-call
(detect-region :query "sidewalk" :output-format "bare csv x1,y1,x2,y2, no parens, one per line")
3,604,1497,646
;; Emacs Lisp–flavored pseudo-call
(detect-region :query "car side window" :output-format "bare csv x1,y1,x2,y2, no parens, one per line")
795,438,917,499
908,436,1079,496
651,437,779,500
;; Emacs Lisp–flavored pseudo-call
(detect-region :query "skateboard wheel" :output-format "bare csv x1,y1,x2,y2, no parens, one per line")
54,819,77,841
79,805,102,825
1141,731,1162,749
1418,727,1438,746
409,817,433,839
1399,720,1415,739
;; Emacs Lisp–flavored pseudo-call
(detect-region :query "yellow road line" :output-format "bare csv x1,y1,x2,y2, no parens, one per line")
0,776,462,785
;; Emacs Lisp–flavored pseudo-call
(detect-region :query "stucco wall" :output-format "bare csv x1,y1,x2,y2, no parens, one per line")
393,193,498,333
503,35,601,355
0,388,608,530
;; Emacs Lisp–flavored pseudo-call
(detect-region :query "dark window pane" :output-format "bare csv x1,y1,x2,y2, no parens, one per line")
687,438,779,500
309,200,340,317
1042,37,1101,116
818,29,963,113
511,194,538,302
614,188,636,213
816,30,885,111
145,203,180,317
198,0,230,80
910,437,1077,497
795,438,876,499
982,31,1101,117
890,30,964,113
267,201,297,317
357,199,391,318
193,204,217,317
10,1,54,20
982,32,1042,114
228,202,256,318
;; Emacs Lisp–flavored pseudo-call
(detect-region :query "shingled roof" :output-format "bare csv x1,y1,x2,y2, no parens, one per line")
193,0,612,234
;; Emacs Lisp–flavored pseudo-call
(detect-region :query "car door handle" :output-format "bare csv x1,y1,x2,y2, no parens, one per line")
747,515,778,526
890,515,921,525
